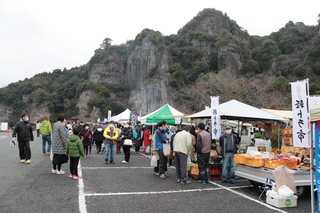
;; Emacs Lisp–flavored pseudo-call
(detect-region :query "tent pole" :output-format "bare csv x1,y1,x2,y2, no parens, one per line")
310,122,315,213
277,122,280,149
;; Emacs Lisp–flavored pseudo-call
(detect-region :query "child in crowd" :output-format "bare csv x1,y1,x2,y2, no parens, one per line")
66,128,86,179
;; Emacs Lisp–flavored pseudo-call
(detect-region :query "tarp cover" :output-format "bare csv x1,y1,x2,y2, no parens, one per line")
188,99,287,123
140,104,184,125
260,108,292,119
110,109,132,122
310,107,320,122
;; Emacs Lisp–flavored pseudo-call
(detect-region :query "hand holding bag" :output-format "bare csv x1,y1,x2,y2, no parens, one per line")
123,139,133,146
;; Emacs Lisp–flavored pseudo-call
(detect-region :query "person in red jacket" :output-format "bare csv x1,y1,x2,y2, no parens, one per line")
143,126,151,154
78,124,93,156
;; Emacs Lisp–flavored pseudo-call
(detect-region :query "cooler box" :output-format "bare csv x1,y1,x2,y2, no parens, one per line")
267,194,297,208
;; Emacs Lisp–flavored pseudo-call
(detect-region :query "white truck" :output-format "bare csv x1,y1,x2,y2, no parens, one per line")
235,163,312,197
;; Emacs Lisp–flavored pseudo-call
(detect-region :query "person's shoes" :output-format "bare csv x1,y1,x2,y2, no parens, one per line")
46,152,50,155
69,174,74,178
110,161,115,164
26,160,31,164
164,172,170,177
177,179,181,183
230,180,235,184
159,174,166,179
105,160,108,164
42,153,46,156
196,180,206,184
181,180,191,184
122,160,128,164
56,170,65,175
51,169,56,174
20,159,25,163
73,175,83,180
154,172,160,176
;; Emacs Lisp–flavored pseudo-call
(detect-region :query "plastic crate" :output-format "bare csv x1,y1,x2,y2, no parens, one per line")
245,156,254,166
234,154,246,164
253,158,265,167
208,164,222,180
265,159,277,169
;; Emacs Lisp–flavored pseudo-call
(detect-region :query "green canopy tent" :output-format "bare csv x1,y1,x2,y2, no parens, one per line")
140,104,184,125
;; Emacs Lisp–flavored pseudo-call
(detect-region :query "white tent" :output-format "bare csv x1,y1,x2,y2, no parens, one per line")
260,108,292,119
188,99,287,123
110,109,132,122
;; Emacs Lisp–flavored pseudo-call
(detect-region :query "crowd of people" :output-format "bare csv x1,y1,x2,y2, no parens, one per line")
12,112,241,184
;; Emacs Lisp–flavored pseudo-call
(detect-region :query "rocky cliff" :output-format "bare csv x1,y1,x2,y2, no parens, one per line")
0,8,319,124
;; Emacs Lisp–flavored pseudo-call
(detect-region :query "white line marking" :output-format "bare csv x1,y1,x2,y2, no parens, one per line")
82,167,153,169
208,181,288,213
78,161,87,213
84,185,255,197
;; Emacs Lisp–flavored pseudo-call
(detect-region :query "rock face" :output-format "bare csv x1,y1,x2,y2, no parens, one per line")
89,52,126,89
0,104,12,123
126,35,173,114
77,90,101,122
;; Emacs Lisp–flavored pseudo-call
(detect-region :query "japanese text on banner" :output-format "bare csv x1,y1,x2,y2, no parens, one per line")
210,96,220,139
291,81,309,147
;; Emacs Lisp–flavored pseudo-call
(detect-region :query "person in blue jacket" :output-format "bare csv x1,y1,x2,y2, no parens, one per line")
155,120,169,179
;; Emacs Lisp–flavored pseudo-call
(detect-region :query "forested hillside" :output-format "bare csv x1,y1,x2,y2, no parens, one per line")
1,8,319,124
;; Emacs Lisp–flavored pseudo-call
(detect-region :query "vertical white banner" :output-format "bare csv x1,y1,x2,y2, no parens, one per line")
210,96,221,139
108,110,112,121
291,80,309,147
309,96,320,110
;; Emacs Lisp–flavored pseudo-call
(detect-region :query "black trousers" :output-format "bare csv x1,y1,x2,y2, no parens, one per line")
84,146,89,155
96,140,103,152
18,141,31,160
197,152,210,174
123,146,131,162
70,156,80,176
157,149,168,175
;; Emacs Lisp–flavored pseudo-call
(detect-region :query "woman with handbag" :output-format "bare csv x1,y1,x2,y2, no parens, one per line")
78,124,93,156
120,122,133,163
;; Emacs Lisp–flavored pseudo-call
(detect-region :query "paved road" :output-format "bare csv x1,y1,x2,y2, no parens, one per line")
0,131,316,213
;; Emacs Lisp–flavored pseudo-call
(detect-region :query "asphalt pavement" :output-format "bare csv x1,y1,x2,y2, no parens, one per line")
0,131,315,213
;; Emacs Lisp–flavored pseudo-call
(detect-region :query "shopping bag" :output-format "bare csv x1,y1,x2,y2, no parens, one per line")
163,143,171,156
123,139,133,146
191,166,200,175
151,155,157,167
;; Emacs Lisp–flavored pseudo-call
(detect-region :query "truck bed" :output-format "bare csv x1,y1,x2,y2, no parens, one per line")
235,163,311,186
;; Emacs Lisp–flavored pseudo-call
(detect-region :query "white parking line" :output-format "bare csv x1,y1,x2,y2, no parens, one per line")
78,161,87,213
208,181,288,213
85,185,254,197
77,152,287,213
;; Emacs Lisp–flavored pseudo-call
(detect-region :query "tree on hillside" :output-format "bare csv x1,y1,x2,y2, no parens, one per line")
100,38,112,50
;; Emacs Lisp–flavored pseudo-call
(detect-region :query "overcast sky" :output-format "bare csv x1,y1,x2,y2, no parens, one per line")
1,0,319,88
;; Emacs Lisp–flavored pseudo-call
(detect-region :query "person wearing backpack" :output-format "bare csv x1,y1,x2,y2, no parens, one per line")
133,121,142,152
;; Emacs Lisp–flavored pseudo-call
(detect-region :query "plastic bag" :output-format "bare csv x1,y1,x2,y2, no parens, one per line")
163,143,171,156
150,155,157,167
278,185,294,197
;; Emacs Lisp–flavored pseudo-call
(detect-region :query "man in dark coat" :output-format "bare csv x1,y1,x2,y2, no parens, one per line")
12,113,34,164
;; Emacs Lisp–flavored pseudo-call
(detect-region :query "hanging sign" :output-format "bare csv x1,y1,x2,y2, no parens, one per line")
210,96,220,139
291,80,309,147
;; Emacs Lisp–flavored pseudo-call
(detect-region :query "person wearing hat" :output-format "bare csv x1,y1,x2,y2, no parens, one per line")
12,113,34,164
40,115,52,156
219,125,239,184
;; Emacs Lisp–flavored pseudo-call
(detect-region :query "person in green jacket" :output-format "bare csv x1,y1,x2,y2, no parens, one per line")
40,115,52,156
66,128,86,179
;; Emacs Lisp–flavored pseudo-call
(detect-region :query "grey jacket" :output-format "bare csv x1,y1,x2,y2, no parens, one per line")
52,121,68,154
